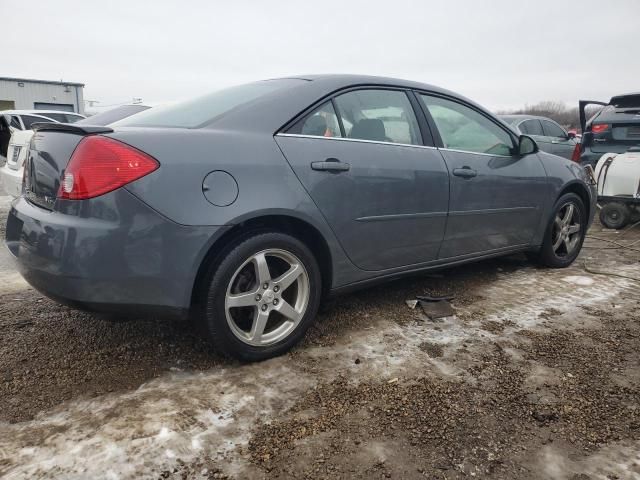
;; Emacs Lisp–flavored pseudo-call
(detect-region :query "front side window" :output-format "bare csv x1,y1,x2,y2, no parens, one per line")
519,119,544,136
287,101,342,138
334,89,421,145
541,120,567,139
421,95,514,156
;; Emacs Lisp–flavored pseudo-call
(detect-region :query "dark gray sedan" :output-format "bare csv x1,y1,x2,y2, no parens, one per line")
499,114,579,160
4,75,596,361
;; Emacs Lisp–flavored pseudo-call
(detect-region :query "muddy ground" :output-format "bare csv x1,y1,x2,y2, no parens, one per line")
1,192,639,479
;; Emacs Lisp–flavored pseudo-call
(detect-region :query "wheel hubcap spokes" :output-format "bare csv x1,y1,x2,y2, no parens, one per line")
225,249,309,346
552,203,581,256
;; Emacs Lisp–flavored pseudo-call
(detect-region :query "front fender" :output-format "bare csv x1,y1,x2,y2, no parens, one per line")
532,151,596,246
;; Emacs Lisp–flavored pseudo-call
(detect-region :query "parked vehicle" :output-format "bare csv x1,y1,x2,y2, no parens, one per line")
4,75,596,361
0,107,145,198
578,93,640,167
567,129,582,142
0,114,10,166
0,112,64,197
2,110,85,130
499,114,580,160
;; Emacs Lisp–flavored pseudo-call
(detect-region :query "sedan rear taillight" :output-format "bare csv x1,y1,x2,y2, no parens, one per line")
591,124,609,134
58,136,159,200
571,143,582,163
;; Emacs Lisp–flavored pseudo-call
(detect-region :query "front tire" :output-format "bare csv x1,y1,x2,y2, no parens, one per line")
531,193,586,268
201,232,321,361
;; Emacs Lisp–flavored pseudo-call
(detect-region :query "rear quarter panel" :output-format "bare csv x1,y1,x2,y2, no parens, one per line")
112,128,358,288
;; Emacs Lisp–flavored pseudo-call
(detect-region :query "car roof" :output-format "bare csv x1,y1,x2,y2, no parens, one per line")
205,74,493,133
498,114,552,122
284,73,463,97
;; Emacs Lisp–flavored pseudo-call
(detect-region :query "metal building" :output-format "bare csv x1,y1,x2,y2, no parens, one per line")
0,77,84,114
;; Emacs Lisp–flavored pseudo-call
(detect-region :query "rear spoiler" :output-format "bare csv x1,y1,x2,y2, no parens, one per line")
32,122,114,135
579,100,607,132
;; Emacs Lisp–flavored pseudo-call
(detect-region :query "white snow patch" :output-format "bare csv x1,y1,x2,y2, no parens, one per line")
562,275,595,286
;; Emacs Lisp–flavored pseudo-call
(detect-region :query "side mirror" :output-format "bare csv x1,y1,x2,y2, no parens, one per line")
518,135,538,156
567,131,576,139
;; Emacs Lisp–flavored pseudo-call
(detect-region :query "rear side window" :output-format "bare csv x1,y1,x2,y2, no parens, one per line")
421,95,514,156
38,112,66,123
22,115,55,129
334,89,421,145
287,102,343,138
519,119,543,136
541,120,566,138
10,116,22,129
115,80,304,128
63,114,84,123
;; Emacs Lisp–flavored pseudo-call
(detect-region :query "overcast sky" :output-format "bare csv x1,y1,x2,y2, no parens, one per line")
2,0,638,111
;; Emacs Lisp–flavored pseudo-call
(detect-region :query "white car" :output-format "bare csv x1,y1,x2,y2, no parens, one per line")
0,110,86,197
4,109,84,131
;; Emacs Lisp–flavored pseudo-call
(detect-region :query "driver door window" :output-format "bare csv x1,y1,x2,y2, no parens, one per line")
541,120,567,139
420,95,514,156
519,119,544,136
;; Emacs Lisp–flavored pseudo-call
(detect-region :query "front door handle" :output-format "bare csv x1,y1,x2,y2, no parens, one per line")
452,167,477,178
311,158,350,172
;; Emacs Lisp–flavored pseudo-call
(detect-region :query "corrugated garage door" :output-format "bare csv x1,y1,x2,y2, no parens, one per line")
34,102,74,112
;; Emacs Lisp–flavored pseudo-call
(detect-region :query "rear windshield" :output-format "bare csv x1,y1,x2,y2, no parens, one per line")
610,94,640,109
78,104,150,126
498,116,520,125
114,79,304,128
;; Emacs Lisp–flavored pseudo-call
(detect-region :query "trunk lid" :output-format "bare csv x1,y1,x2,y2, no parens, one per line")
25,123,113,210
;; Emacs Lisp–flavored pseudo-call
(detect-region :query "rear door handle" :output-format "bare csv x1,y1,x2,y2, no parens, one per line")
452,167,477,178
311,158,350,172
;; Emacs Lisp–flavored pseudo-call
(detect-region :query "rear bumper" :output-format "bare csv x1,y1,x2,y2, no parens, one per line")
0,164,22,198
4,189,227,318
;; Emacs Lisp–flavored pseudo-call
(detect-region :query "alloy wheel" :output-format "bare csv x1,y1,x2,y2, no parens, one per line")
551,202,582,257
224,248,310,347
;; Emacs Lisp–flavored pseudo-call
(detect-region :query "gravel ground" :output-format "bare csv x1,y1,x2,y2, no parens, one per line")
1,196,640,479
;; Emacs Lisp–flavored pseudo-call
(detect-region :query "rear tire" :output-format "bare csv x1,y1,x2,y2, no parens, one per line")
530,193,586,268
200,231,321,362
599,202,630,230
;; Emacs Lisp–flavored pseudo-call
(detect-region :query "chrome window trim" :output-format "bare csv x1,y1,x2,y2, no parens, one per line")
439,147,513,158
277,133,515,157
276,133,438,151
